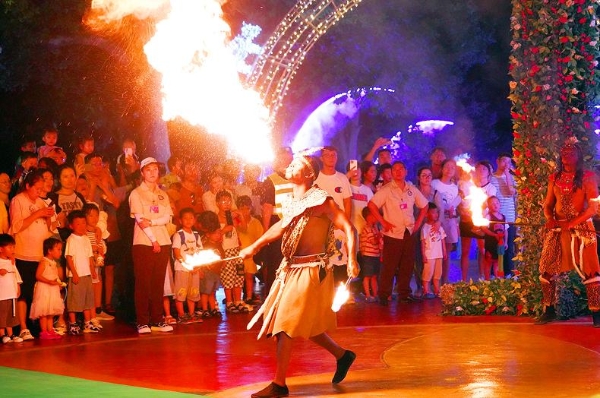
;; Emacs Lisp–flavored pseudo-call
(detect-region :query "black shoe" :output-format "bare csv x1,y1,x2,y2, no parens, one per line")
535,306,556,325
251,382,289,398
399,295,422,303
593,311,600,328
332,350,356,384
379,297,388,306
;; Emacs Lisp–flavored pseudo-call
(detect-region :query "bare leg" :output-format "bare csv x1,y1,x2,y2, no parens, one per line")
93,280,102,314
371,277,378,298
362,277,371,298
233,286,243,303
163,296,172,317
441,241,452,284
477,239,485,279
104,265,114,309
460,237,471,281
274,332,293,386
224,288,233,304
245,273,254,301
309,332,345,359
17,300,27,331
175,300,185,317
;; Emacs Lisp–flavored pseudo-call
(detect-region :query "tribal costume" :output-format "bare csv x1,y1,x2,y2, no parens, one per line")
539,171,600,312
248,187,337,339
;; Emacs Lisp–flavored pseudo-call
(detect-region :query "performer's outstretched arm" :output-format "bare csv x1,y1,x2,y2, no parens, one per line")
239,220,283,259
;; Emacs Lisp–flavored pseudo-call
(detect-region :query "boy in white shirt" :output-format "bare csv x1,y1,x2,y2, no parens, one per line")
65,210,100,335
0,234,24,343
172,208,203,324
421,203,447,298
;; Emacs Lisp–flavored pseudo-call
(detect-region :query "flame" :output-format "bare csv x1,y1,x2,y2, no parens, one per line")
88,0,273,164
456,157,489,227
181,249,222,271
331,281,350,312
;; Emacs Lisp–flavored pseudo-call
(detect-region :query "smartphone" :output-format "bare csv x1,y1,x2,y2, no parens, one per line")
225,210,234,226
349,159,358,171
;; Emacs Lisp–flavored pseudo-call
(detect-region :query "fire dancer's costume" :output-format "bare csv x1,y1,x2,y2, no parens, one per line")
248,186,337,339
539,170,600,316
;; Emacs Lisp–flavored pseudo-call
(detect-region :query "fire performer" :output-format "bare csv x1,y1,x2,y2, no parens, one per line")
240,153,359,398
538,137,600,326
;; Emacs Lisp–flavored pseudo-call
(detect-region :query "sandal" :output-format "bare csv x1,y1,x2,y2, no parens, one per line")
211,309,221,317
164,315,177,325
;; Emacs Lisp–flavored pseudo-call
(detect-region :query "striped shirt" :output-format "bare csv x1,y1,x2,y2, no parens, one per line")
360,224,382,257
490,174,516,222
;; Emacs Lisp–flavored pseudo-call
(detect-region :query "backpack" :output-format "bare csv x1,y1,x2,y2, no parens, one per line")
172,229,201,264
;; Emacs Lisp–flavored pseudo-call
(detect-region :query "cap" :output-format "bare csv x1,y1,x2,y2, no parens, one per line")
140,157,159,170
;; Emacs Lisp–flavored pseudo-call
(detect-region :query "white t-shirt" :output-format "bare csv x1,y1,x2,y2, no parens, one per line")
315,171,352,211
0,258,22,300
491,174,516,222
421,223,447,260
65,233,93,277
431,179,461,215
350,184,373,233
172,230,203,272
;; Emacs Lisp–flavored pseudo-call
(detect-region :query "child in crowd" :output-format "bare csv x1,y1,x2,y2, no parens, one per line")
83,203,114,324
482,196,507,280
421,203,447,298
216,190,249,313
65,210,100,335
162,202,178,326
359,207,382,302
74,135,95,173
29,238,65,340
38,128,60,159
0,234,23,343
236,195,263,305
11,152,38,197
14,136,37,175
172,207,203,324
197,211,224,318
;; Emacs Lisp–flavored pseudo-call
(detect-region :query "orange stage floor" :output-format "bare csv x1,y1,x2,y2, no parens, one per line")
1,297,600,397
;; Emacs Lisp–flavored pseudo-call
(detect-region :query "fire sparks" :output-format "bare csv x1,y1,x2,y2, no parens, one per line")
88,0,273,164
181,249,222,271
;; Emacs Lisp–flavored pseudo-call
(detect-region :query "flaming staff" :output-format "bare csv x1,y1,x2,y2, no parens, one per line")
331,278,352,312
181,250,240,271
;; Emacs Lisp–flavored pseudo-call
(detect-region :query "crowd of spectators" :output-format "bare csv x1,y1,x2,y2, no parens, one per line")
0,127,518,341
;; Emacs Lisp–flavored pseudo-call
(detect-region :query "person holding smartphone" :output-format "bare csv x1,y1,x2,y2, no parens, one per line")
215,190,249,313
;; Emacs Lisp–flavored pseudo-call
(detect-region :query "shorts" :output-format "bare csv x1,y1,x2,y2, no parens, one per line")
200,269,221,295
459,220,485,239
104,240,123,266
360,255,381,277
174,270,200,302
15,259,38,304
67,275,94,312
0,299,18,328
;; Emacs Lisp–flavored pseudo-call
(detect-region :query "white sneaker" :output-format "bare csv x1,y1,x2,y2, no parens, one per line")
96,311,115,321
83,322,101,333
11,335,23,343
137,324,151,334
53,326,66,336
151,322,173,332
19,329,34,341
2,336,11,344
90,318,104,329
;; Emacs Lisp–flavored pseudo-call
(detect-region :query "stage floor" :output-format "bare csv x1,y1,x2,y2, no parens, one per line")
1,296,600,397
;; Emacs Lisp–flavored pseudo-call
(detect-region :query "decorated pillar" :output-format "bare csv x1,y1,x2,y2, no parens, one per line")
509,0,600,280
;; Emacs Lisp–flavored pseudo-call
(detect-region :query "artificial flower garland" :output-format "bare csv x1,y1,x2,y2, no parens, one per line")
442,0,600,316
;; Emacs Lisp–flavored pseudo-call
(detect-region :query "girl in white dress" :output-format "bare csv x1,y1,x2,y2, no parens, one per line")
30,238,65,339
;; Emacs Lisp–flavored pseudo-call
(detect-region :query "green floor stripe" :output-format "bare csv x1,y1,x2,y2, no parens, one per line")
0,366,209,397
